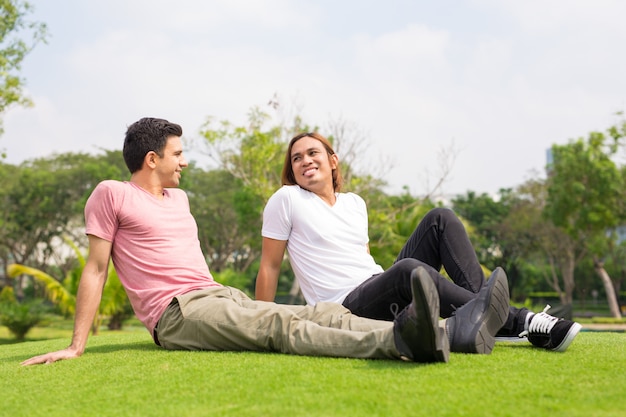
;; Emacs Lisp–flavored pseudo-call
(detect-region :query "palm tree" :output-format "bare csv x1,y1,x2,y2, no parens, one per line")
7,237,132,334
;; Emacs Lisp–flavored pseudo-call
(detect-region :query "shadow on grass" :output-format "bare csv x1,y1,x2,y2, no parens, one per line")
5,337,552,367
0,337,26,345
362,361,441,371
0,335,73,345
87,340,159,354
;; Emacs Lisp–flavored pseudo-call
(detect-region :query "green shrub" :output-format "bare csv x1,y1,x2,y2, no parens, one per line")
0,288,48,341
211,268,254,295
0,286,17,303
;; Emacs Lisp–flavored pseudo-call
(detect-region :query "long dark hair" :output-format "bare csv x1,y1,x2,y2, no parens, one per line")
281,132,343,192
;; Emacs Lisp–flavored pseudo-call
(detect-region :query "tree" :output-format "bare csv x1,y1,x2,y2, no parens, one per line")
452,189,513,265
0,151,128,294
7,237,132,334
545,119,626,318
198,104,391,209
0,159,87,281
497,178,582,305
0,285,46,341
199,107,288,204
184,165,263,274
0,0,47,136
451,189,541,299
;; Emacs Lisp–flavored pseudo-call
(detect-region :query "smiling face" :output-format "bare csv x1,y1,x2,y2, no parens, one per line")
289,135,338,196
154,135,188,188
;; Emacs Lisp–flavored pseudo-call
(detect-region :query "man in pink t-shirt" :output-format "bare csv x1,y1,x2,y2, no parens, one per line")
21,117,453,366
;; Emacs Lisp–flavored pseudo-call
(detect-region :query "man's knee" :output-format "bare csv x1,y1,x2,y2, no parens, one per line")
394,258,423,276
427,207,456,221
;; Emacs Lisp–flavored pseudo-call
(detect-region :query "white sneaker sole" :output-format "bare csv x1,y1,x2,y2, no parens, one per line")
553,322,582,352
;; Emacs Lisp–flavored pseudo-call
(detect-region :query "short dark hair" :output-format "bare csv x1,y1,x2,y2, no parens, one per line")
123,117,183,173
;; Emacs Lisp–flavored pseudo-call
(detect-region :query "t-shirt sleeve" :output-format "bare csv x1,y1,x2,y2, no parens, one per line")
174,188,191,210
262,187,292,241
350,193,370,244
84,181,120,242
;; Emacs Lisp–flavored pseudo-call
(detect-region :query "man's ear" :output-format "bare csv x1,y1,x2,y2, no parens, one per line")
330,153,339,169
144,151,158,169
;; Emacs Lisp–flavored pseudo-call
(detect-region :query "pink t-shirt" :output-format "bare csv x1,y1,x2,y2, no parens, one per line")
84,180,220,335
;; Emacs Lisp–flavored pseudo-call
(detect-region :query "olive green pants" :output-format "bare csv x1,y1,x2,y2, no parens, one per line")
154,286,400,360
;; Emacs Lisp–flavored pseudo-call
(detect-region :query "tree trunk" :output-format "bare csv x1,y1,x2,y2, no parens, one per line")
545,256,563,301
108,312,125,330
91,316,100,336
594,258,622,319
561,254,575,305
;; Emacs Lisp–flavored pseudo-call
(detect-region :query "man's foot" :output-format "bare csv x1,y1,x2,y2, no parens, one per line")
520,305,582,352
445,267,510,354
393,266,449,363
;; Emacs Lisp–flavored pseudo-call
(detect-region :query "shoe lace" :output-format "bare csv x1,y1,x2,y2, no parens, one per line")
519,305,559,337
390,302,400,319
449,304,457,316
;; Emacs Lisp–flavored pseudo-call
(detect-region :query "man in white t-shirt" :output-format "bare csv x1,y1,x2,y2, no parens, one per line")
21,118,451,366
256,132,581,354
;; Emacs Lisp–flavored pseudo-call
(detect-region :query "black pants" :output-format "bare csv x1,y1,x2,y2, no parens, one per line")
342,207,527,336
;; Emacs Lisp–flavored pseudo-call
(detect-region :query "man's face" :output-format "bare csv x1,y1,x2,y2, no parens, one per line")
155,136,187,187
289,136,337,193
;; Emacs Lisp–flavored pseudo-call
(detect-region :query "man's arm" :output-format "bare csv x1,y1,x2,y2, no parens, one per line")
255,237,288,302
21,235,112,366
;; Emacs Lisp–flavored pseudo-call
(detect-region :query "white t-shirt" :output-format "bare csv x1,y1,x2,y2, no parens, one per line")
262,185,384,305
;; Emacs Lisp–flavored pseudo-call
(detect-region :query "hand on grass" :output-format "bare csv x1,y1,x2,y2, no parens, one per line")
21,347,81,366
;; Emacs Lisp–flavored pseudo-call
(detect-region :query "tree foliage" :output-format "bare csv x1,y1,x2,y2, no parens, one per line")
545,119,626,316
184,165,263,275
498,178,579,303
199,107,290,203
0,285,46,340
7,236,132,334
452,188,538,298
0,151,128,283
0,0,47,136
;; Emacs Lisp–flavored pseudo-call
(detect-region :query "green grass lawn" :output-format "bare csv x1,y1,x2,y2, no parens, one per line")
1,326,624,417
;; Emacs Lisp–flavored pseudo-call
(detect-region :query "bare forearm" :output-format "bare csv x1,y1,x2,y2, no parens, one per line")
255,267,279,301
68,275,105,354
257,238,287,301
20,273,105,366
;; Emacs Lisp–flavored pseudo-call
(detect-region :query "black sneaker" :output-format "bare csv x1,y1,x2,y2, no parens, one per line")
393,266,449,363
445,267,510,354
520,305,582,352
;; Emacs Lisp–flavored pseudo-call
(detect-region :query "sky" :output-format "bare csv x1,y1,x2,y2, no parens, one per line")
3,0,626,196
